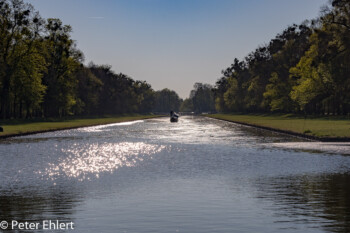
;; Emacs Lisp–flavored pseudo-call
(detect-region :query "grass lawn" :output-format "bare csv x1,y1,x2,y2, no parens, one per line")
206,113,350,139
0,115,162,138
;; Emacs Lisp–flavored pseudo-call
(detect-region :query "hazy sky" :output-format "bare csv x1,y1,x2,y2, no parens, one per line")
26,0,328,98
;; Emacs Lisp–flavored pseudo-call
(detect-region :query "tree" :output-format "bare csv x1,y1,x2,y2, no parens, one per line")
213,77,229,112
223,77,240,111
89,64,156,114
180,98,193,112
288,0,350,115
289,44,331,113
0,0,158,119
0,0,44,118
11,43,46,118
190,83,215,113
263,23,312,112
244,46,272,111
220,58,249,112
212,3,350,115
320,0,350,114
74,66,102,115
153,88,182,113
133,80,155,113
42,18,83,117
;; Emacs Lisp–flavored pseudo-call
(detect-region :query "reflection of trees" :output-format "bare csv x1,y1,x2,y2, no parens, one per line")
0,189,82,232
255,173,350,233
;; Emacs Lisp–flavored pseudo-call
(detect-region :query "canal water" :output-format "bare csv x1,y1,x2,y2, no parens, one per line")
0,116,350,233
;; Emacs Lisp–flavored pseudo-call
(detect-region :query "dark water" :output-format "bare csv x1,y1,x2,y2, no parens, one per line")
0,116,350,233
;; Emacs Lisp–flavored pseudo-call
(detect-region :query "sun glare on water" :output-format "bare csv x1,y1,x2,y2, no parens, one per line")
37,142,165,181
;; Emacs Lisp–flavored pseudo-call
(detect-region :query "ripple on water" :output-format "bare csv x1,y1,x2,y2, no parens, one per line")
269,142,350,155
1,116,350,233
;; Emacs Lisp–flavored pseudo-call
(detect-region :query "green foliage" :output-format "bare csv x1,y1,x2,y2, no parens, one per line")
180,98,193,112
89,64,157,115
0,0,45,118
133,81,155,113
74,66,102,115
0,0,159,119
153,88,182,113
219,58,248,112
41,18,82,117
213,0,350,115
264,72,293,111
213,77,228,112
190,83,215,113
12,45,47,117
223,77,240,111
289,46,330,111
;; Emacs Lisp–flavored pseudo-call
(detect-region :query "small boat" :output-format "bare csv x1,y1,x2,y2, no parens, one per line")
170,111,179,122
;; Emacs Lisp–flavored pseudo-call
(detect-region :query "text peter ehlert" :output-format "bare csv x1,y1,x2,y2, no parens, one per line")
0,220,74,231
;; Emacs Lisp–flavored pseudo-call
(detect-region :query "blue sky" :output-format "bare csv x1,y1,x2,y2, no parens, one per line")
26,0,328,98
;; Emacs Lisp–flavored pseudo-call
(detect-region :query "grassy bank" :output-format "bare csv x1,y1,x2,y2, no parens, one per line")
206,113,350,140
0,115,162,138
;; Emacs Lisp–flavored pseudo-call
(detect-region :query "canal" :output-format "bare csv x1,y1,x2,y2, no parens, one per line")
0,116,350,232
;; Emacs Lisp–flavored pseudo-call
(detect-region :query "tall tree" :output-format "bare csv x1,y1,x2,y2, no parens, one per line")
264,23,312,112
190,83,215,113
0,0,44,118
213,77,229,112
220,58,249,112
74,66,102,115
133,80,155,113
42,18,83,117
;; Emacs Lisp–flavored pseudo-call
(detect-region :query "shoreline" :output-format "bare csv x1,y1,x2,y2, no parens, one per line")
0,115,163,140
205,114,350,142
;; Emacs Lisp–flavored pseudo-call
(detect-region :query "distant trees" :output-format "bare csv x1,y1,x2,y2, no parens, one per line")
153,88,182,113
179,83,215,113
74,66,102,115
213,0,350,115
89,64,156,115
0,0,172,119
179,98,193,112
133,80,156,113
190,83,215,113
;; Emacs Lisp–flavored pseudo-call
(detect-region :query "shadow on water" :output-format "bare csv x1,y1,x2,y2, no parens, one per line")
255,173,350,233
0,188,83,233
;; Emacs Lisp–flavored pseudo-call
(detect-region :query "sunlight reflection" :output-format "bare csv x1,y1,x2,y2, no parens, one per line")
37,142,165,181
79,120,144,132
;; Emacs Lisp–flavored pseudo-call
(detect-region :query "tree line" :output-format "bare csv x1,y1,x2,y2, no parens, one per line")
212,0,350,115
0,0,185,119
3,0,348,118
179,1,350,115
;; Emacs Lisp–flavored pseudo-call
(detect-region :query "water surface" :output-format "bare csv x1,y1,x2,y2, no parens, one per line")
0,116,350,232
